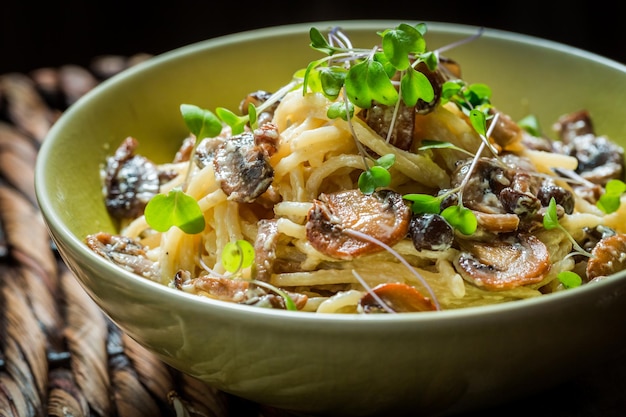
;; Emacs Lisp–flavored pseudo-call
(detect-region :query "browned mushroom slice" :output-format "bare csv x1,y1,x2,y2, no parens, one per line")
253,218,279,282
455,233,550,290
103,136,160,220
176,272,308,310
359,99,415,151
213,123,279,203
487,108,523,150
586,234,626,280
552,109,625,185
359,282,437,313
305,189,411,260
85,232,160,281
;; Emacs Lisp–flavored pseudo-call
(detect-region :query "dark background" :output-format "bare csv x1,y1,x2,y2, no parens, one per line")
1,0,624,75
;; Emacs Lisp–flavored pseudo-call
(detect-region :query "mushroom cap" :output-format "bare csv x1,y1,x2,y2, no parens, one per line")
305,189,411,260
455,233,551,290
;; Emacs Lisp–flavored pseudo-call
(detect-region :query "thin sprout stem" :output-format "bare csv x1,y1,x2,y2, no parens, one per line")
456,112,500,204
257,80,300,114
351,270,396,314
343,228,441,310
198,253,228,278
385,70,404,144
436,27,485,54
560,225,594,258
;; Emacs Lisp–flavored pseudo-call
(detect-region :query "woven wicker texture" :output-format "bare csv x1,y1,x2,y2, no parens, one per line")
0,55,298,417
1,54,625,417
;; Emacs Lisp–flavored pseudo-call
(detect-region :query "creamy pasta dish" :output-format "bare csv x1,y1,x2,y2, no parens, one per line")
86,24,626,313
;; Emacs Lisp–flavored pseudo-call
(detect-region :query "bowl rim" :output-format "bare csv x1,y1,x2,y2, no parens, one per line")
35,19,626,325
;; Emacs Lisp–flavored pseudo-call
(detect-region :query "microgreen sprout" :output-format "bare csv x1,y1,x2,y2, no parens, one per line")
222,239,255,274
518,113,542,137
543,197,592,257
306,23,445,194
144,188,206,234
357,154,395,194
143,104,222,234
597,178,626,214
402,194,442,214
557,270,583,289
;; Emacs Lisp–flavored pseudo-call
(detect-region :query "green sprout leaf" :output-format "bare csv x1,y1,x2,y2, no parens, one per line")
309,27,335,54
403,194,442,214
327,101,354,121
358,154,395,194
379,23,426,71
215,107,246,135
358,166,391,194
144,188,205,234
345,59,398,108
222,239,255,273
318,66,347,100
441,79,463,102
518,114,542,137
376,153,396,170
441,205,477,235
469,108,487,136
543,197,561,230
597,178,626,214
420,50,438,71
180,104,223,143
558,271,583,289
247,103,258,129
401,66,434,107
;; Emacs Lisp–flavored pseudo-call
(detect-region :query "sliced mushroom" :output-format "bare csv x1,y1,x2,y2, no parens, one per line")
85,232,160,281
488,107,523,150
451,157,509,214
552,109,625,185
305,189,411,260
536,179,575,215
498,172,541,219
175,270,308,310
409,213,454,251
586,233,626,280
253,218,279,282
211,123,280,203
359,99,415,151
359,282,437,313
454,233,551,290
102,136,160,220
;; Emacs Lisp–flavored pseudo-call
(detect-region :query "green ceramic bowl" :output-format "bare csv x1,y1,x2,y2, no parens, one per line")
35,20,626,417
